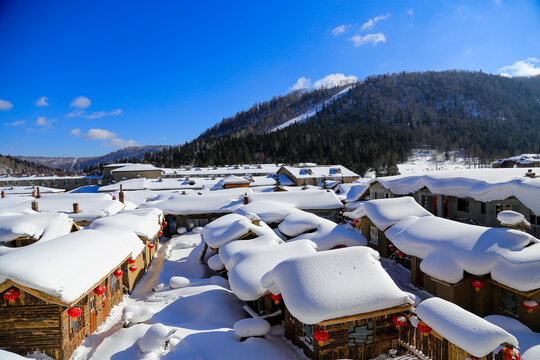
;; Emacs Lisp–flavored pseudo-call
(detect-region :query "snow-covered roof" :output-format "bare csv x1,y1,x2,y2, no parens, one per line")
161,164,280,177
262,246,415,324
280,165,358,179
485,315,540,360
492,154,540,166
99,177,220,192
346,197,434,230
416,298,518,357
498,210,530,227
0,185,64,194
111,164,163,173
0,211,73,243
224,240,318,301
235,200,297,224
371,167,540,214
222,175,250,185
278,209,366,250
386,216,540,291
90,208,163,240
201,214,275,248
334,182,369,202
35,193,125,222
0,229,143,304
140,191,249,215
248,190,343,210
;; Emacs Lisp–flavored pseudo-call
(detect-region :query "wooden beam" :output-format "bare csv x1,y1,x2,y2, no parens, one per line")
317,304,413,326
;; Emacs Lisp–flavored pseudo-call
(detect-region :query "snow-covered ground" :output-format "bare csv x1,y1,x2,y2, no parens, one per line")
396,149,489,176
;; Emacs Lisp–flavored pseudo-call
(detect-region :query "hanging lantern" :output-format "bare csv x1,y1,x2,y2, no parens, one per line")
209,247,215,252
417,321,432,335
158,230,163,237
129,265,137,272
127,258,136,265
114,269,123,279
112,196,116,200
163,221,168,227
392,314,407,329
353,219,359,225
148,243,155,249
388,244,395,251
497,347,521,360
270,293,282,305
523,300,538,313
67,307,82,321
3,288,20,304
396,250,405,258
93,286,105,295
334,244,346,249
160,225,164,230
340,209,345,214
313,329,329,346
471,279,484,292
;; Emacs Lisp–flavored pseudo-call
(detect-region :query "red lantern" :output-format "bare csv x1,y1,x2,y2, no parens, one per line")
127,258,136,265
129,265,137,272
67,307,82,321
392,314,407,329
417,322,432,335
3,288,20,304
112,196,116,200
333,244,346,249
160,225,164,230
472,279,484,292
353,219,359,225
93,286,105,295
396,250,405,258
340,209,345,214
158,230,163,237
163,221,168,227
498,347,521,360
114,269,123,278
313,329,329,346
270,293,282,304
388,244,395,251
148,243,155,249
523,300,538,313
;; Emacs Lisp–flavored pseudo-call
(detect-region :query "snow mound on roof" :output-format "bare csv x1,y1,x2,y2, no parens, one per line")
416,298,518,357
202,214,275,248
0,229,141,303
90,208,162,239
498,210,530,226
219,233,284,269
35,195,125,222
233,318,271,338
279,209,366,250
386,216,540,291
140,191,249,215
346,196,433,230
0,211,73,243
262,246,414,324
485,315,540,360
248,190,343,210
235,200,296,224
225,240,318,301
334,182,369,202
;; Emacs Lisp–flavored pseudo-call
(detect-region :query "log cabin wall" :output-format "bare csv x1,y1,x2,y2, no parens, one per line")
285,308,404,360
123,251,146,293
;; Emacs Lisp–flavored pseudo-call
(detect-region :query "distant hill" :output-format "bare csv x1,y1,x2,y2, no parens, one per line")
145,71,540,176
18,145,167,171
0,154,57,175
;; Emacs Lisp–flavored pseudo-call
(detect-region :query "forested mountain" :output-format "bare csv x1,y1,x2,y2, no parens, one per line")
145,71,540,176
0,154,57,175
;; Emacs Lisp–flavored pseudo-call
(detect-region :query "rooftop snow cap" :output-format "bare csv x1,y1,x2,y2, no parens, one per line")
262,246,415,324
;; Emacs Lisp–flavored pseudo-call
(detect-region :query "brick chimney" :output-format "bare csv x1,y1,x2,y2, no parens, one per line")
36,186,42,199
31,189,36,198
119,191,125,204
525,169,536,178
243,193,249,205
31,201,38,212
73,203,80,214
1,190,5,198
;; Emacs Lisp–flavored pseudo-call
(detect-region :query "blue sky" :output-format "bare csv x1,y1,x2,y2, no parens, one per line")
1,0,539,157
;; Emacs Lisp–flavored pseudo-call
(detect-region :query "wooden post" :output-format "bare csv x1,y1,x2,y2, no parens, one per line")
31,189,36,198
31,200,38,212
73,203,80,214
119,191,125,204
36,186,42,199
243,193,249,205
0,190,5,198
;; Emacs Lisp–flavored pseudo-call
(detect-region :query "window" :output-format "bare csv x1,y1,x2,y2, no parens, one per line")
111,274,119,291
188,219,207,229
457,198,469,212
348,321,374,347
69,303,83,339
530,210,540,225
496,204,512,215
372,191,378,199
498,289,519,317
385,192,390,198
369,226,379,246
480,202,486,214
89,296,96,312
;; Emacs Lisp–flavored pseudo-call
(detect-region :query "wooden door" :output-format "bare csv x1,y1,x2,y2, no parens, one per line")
89,296,97,333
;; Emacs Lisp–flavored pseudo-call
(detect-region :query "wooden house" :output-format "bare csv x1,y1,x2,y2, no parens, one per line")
385,215,540,332
277,165,359,187
0,229,144,359
218,175,251,189
261,247,415,360
110,164,163,182
400,297,519,360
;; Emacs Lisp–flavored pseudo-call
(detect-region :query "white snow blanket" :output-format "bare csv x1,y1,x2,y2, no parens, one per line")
139,191,250,215
235,200,296,224
201,213,275,248
386,216,540,291
262,246,415,324
35,193,124,222
233,318,271,338
278,209,366,250
416,298,518,357
0,229,142,304
334,182,369,202
90,208,163,240
498,210,530,226
485,315,540,360
346,196,433,230
224,240,318,301
0,211,73,243
219,233,284,270
371,167,540,214
248,190,343,210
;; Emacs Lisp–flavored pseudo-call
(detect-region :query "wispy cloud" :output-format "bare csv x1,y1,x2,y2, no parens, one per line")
84,109,122,119
0,99,13,111
70,128,81,137
70,96,91,109
36,116,56,129
107,138,138,148
36,96,49,106
350,33,386,47
361,13,390,30
72,128,137,148
290,73,357,91
81,128,116,140
331,24,350,37
498,58,540,77
5,120,26,127
290,77,312,91
66,109,85,118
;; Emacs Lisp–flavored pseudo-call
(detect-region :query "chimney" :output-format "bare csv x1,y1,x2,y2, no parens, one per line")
73,202,80,214
120,184,123,192
31,189,36,198
36,186,41,199
1,190,5,198
525,169,536,179
31,201,38,212
243,193,249,205
119,191,125,204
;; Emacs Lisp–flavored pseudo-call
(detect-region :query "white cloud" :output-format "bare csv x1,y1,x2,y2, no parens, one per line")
82,128,116,140
0,99,13,110
408,8,414,16
66,109,85,118
313,73,357,89
498,58,540,77
70,96,91,109
36,116,56,129
5,120,26,126
70,128,81,137
361,13,390,30
350,33,386,47
107,138,138,148
331,25,350,37
290,77,312,91
84,109,122,119
36,96,49,106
